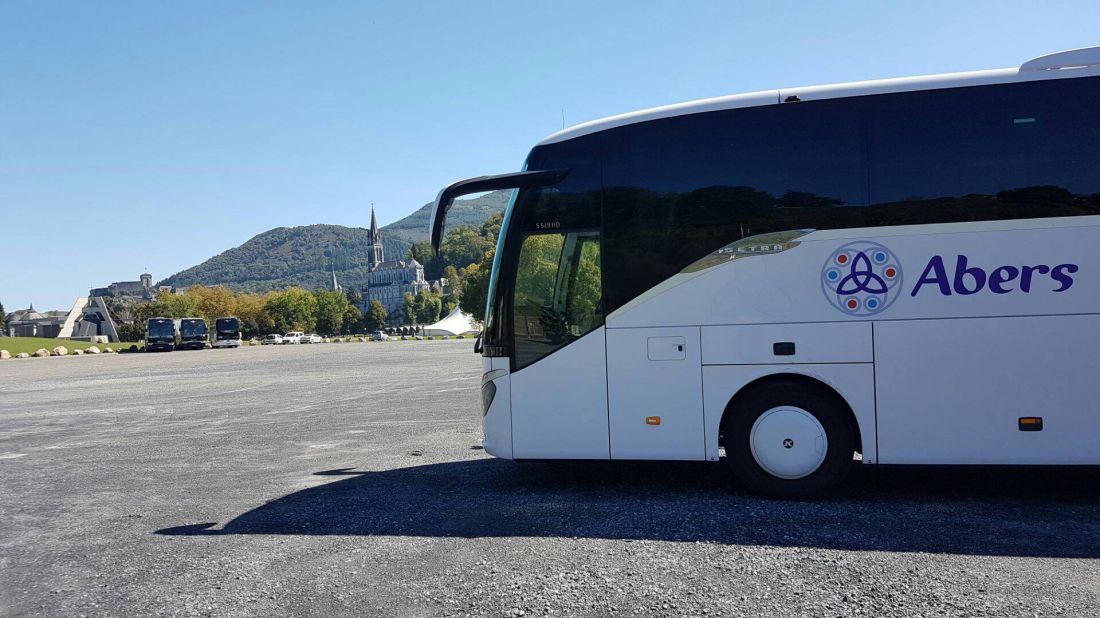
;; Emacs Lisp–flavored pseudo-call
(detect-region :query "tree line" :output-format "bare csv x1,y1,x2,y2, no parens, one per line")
118,282,469,342
119,286,387,341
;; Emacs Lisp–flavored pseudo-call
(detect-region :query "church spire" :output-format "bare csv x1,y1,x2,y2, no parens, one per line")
370,208,381,243
368,207,384,268
330,263,341,292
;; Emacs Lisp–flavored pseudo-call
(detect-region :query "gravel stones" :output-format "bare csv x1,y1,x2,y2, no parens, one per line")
2,342,1099,616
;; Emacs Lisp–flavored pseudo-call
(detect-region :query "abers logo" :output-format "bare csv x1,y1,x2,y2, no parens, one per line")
910,255,1078,296
821,241,903,316
822,241,1080,316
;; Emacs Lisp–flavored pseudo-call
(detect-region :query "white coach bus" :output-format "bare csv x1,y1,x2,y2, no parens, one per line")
431,46,1100,498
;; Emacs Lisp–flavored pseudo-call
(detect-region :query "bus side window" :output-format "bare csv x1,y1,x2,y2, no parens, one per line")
513,230,602,369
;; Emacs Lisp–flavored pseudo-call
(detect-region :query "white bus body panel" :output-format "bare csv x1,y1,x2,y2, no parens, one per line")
482,356,513,460
510,327,610,459
875,314,1100,464
606,327,704,460
701,363,877,464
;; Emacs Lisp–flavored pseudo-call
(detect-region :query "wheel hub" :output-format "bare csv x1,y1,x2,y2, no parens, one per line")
749,406,828,479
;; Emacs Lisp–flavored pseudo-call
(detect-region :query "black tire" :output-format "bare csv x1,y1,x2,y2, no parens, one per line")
722,379,855,500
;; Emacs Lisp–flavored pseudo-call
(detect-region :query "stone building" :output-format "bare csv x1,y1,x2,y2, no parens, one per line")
6,304,68,338
90,273,157,301
74,272,161,342
363,209,429,317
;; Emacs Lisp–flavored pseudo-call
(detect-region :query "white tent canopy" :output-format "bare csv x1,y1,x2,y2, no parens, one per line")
423,306,479,337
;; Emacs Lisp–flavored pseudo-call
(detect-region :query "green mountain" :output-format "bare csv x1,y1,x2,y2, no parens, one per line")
158,191,511,293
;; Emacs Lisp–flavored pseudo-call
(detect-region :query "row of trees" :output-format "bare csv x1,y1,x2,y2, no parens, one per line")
120,286,391,341
403,288,449,325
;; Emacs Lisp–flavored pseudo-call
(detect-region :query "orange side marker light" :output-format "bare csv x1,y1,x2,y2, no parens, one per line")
1019,417,1043,431
646,416,661,426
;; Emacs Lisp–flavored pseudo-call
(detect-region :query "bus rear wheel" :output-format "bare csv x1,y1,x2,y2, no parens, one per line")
722,379,855,500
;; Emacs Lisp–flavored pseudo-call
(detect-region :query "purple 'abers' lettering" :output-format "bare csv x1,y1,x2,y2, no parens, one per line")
910,255,1079,296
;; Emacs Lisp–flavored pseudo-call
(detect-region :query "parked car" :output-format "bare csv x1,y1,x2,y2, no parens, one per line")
300,333,322,344
370,330,389,341
283,331,304,344
262,334,283,345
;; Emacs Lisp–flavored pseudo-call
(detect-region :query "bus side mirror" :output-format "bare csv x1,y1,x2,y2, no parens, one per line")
474,331,483,354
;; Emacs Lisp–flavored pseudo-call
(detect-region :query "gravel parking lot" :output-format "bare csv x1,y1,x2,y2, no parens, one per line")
2,341,1099,616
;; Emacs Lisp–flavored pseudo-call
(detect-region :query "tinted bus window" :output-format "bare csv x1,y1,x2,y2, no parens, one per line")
492,135,603,369
511,231,602,370
865,76,1100,224
518,136,602,233
601,100,865,314
599,76,1100,314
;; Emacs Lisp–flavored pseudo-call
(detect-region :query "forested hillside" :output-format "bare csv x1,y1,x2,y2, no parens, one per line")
158,191,511,292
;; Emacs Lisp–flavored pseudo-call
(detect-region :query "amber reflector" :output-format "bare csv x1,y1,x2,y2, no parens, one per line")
1018,417,1043,431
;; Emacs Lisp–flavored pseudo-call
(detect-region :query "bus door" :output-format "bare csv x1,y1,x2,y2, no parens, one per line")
508,229,610,459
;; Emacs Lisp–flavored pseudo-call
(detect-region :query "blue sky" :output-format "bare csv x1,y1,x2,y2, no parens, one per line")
3,1,1098,310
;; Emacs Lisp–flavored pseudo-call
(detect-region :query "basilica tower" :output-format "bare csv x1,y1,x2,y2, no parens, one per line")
368,208,384,268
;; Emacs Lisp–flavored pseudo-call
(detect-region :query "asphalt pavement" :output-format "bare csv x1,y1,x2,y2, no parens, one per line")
2,340,1099,616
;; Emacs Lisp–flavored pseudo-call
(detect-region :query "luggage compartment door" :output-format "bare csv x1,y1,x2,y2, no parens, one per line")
607,327,704,460
875,315,1100,464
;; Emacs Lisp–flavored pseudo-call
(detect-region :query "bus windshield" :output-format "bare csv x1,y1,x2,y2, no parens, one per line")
215,318,240,334
180,320,207,338
147,320,174,340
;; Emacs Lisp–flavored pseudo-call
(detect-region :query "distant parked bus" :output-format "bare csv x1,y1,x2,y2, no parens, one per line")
213,317,242,348
145,318,176,352
431,46,1100,498
177,318,208,350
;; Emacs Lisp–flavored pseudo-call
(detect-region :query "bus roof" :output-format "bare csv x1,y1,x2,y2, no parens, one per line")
538,46,1100,146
